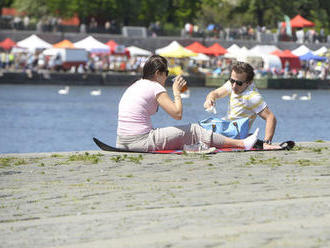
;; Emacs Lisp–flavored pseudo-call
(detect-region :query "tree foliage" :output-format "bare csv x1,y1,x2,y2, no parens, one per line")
7,0,330,32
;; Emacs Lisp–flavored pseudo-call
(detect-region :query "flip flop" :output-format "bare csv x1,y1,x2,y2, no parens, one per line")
279,141,295,150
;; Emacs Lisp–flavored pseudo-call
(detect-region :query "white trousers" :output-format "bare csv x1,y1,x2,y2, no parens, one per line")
116,123,226,152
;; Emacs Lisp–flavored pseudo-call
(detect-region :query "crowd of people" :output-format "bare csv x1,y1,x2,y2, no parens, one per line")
1,13,328,44
0,48,329,81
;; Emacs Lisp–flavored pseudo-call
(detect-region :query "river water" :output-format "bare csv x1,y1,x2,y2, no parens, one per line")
1,84,329,153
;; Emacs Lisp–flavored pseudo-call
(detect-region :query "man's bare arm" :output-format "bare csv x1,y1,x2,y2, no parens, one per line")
258,107,277,142
204,86,229,109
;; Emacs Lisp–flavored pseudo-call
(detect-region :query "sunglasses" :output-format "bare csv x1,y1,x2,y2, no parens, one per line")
229,78,247,86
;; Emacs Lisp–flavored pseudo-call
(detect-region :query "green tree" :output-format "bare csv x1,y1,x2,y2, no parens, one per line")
12,0,50,17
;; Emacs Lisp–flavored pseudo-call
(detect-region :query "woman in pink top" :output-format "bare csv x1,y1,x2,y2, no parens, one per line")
116,55,259,152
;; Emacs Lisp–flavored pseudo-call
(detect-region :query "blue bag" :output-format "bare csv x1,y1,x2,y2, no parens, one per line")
199,117,250,139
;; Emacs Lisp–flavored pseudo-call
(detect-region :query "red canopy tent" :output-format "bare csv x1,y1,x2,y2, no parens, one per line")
281,14,315,28
271,49,301,70
205,43,227,56
105,40,130,56
0,38,17,50
185,42,209,54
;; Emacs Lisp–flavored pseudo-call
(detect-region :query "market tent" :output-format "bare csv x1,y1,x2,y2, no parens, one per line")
0,38,16,50
299,52,327,61
224,45,245,59
281,14,315,28
226,44,241,53
260,54,282,71
185,41,209,54
53,39,75,48
291,45,310,56
312,46,328,56
74,36,110,53
126,46,152,56
17,34,52,52
224,46,265,69
271,49,301,70
105,40,130,56
249,45,279,54
205,43,227,56
191,53,210,61
60,14,80,26
155,41,197,58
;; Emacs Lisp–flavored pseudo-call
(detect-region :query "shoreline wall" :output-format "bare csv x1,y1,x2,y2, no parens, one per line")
1,71,330,89
0,71,206,87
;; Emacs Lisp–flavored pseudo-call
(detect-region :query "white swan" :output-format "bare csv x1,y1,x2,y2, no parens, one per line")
281,93,297,100
299,92,311,101
180,89,190,99
90,89,102,96
58,86,70,95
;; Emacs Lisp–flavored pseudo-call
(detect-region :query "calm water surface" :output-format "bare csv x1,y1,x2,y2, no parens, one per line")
1,84,329,153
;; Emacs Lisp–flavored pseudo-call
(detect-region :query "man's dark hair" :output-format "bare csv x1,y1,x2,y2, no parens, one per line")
142,55,168,80
231,61,255,83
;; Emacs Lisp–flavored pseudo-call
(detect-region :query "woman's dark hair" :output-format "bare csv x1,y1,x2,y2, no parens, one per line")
142,55,168,80
231,61,255,83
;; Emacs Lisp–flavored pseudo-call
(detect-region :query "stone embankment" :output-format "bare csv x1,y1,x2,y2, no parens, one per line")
1,141,329,247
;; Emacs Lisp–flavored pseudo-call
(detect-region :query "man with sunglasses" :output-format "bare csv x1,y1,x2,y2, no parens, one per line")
203,61,277,144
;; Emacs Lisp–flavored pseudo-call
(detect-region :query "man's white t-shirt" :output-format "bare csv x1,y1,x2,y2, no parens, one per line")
223,81,267,126
117,79,166,136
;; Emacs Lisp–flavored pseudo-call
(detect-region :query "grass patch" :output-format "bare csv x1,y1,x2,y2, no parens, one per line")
68,152,103,164
295,159,317,166
184,161,194,164
293,145,328,154
246,156,282,167
110,154,143,164
314,140,325,143
0,157,15,167
0,157,29,167
14,159,27,166
292,145,305,151
50,154,64,158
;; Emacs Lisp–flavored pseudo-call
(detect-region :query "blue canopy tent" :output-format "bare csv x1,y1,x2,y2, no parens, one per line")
299,52,327,61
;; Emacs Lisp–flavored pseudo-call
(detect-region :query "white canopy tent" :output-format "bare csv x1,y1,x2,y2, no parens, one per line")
226,44,241,54
73,36,110,53
16,34,52,52
155,41,182,54
191,53,210,61
126,46,152,56
291,45,311,56
312,46,327,56
260,54,282,71
249,45,279,54
225,46,281,71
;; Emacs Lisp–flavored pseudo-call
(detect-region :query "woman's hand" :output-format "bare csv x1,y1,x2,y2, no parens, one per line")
172,76,187,96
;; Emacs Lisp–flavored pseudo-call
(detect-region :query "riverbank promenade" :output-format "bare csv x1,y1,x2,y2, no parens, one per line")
1,141,329,247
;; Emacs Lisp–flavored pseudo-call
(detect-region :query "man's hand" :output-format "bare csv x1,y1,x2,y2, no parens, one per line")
203,98,215,109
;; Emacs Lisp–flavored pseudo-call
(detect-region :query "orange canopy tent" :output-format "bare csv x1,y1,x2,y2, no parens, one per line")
185,41,209,54
60,14,80,26
0,38,16,50
105,40,130,56
281,14,315,28
271,49,301,70
53,39,75,48
205,43,227,56
1,7,25,16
